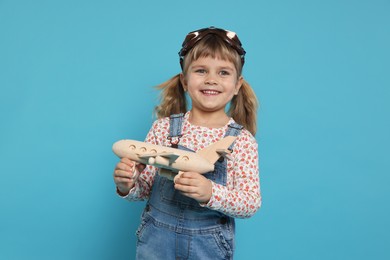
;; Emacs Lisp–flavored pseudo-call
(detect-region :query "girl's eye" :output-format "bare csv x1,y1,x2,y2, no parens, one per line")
195,69,206,74
220,70,230,76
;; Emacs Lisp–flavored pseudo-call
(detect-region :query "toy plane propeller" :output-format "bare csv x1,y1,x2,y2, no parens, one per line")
112,136,236,180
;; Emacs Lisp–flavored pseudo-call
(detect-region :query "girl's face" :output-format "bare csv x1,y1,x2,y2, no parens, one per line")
180,56,243,116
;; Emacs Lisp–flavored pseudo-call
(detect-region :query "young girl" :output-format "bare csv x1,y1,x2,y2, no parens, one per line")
113,26,261,259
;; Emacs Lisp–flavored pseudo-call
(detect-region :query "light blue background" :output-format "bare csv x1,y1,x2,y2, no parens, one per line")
1,0,389,259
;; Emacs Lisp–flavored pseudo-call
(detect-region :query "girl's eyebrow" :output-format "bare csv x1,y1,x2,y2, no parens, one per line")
218,66,235,71
191,64,235,70
191,64,206,68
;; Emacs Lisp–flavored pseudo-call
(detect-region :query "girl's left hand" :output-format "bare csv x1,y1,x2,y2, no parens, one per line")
174,171,212,204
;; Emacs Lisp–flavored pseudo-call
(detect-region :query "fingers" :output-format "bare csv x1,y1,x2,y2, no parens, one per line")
118,158,135,170
174,172,212,203
114,167,133,180
174,171,201,185
114,159,137,175
113,159,140,181
113,158,142,196
174,172,203,193
173,171,184,184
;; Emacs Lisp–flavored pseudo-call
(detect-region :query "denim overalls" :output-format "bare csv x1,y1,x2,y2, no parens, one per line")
136,114,243,260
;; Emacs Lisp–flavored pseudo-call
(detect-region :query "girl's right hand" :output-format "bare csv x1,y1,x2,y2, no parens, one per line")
113,158,144,196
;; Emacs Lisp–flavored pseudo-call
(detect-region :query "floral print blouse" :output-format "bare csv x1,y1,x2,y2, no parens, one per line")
121,112,261,218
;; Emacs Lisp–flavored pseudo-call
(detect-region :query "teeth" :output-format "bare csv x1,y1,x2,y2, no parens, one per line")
202,90,219,95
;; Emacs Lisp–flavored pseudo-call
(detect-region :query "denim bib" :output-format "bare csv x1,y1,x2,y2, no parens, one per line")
136,114,243,260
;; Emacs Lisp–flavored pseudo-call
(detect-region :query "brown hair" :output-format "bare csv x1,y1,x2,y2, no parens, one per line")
155,34,259,135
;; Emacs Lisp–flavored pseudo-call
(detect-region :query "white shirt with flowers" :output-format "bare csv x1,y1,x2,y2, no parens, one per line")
121,111,261,218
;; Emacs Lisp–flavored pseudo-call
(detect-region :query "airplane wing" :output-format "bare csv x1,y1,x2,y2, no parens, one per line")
138,152,180,163
216,149,233,161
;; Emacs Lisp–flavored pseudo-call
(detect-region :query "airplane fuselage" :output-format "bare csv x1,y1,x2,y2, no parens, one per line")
112,140,215,174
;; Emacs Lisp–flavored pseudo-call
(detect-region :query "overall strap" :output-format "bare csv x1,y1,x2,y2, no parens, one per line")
168,113,184,147
224,122,244,151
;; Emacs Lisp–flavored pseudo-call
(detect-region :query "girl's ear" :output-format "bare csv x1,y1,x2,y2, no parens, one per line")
180,73,187,91
235,76,244,95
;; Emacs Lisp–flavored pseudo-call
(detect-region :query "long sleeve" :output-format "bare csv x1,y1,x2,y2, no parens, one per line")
202,135,261,218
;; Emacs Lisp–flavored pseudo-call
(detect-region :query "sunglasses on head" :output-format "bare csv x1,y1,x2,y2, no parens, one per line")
178,26,246,69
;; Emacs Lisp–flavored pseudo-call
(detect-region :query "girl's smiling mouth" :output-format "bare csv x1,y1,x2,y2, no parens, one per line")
201,89,221,95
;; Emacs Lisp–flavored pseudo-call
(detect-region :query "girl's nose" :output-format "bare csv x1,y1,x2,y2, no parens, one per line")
205,75,217,85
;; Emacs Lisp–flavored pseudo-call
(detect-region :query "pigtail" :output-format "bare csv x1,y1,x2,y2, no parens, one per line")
228,80,259,136
154,74,187,118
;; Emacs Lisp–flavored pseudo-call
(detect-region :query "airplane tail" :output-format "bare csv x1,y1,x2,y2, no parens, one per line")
197,136,237,164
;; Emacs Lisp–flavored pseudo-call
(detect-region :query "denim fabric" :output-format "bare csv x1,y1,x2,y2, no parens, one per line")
136,115,242,260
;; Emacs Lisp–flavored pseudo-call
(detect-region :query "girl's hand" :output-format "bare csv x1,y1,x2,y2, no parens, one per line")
174,171,212,204
113,158,145,196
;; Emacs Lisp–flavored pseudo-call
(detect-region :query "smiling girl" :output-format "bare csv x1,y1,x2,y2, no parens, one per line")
113,26,261,260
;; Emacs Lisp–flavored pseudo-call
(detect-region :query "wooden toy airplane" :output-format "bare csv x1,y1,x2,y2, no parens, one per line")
112,136,236,180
